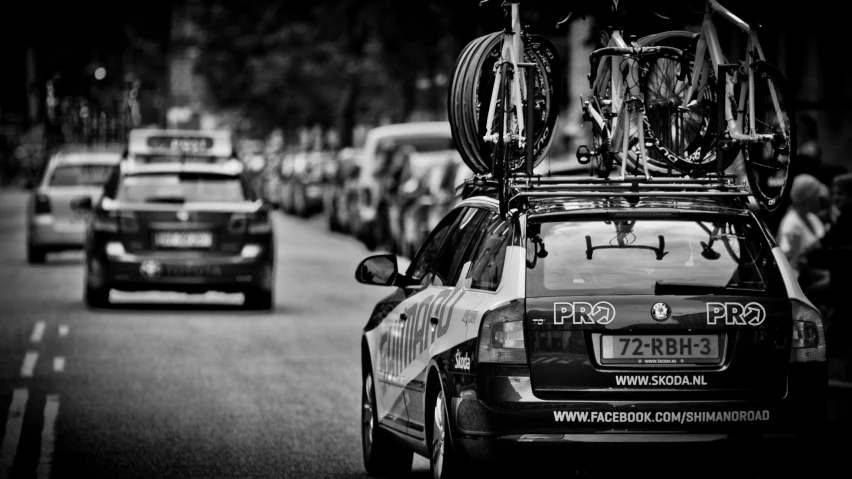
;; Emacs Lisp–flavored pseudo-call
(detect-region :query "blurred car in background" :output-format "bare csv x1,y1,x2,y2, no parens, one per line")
386,148,469,258
279,150,334,218
396,154,471,258
354,122,456,251
323,147,362,234
26,145,123,264
73,157,276,311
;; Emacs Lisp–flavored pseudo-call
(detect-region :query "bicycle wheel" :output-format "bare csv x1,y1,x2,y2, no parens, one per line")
449,33,499,174
460,34,560,177
639,31,739,176
449,35,482,170
588,31,684,177
742,62,796,212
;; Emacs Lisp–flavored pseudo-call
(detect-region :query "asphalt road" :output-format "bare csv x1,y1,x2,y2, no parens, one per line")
1,186,850,479
0,187,427,479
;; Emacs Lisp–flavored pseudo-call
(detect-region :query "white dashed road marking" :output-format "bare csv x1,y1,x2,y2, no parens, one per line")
36,395,60,479
58,325,68,337
20,352,38,378
30,322,45,343
0,388,29,479
53,357,65,373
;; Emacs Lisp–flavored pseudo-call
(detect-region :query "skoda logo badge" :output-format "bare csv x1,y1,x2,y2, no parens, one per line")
140,260,162,279
176,211,190,222
651,302,671,322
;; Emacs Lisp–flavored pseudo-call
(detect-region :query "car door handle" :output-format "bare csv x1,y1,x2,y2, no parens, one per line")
430,317,439,326
400,313,408,321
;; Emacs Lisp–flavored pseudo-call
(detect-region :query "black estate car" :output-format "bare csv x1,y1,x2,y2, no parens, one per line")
354,177,827,477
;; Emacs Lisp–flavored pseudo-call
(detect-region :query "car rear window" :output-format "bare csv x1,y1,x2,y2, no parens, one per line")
117,173,246,203
378,136,455,153
525,216,785,297
49,164,116,186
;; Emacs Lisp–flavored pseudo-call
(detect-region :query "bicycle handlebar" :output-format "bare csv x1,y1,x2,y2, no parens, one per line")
590,45,683,62
587,45,684,85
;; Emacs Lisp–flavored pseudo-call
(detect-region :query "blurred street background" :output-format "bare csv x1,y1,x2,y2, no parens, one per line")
1,1,851,478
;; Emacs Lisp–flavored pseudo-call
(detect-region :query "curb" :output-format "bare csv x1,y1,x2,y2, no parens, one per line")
829,379,852,390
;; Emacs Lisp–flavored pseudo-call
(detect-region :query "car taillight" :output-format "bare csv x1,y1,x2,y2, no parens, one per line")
790,299,826,363
93,211,119,232
228,214,248,234
34,194,51,214
478,301,526,364
248,212,272,234
119,212,139,232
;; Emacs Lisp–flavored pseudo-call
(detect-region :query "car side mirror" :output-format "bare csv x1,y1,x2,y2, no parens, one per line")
355,254,402,287
70,195,93,211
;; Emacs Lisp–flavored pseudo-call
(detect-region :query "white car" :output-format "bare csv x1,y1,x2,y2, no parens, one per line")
26,147,123,263
354,122,457,250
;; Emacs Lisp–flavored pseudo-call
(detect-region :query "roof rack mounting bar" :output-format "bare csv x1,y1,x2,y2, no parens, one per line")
509,175,739,185
516,191,751,198
512,183,749,192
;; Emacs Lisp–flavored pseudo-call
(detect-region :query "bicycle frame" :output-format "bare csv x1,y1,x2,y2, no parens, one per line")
483,1,528,148
683,0,788,144
586,30,651,180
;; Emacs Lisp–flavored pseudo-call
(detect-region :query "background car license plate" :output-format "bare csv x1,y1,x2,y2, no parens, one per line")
601,334,721,364
153,231,212,248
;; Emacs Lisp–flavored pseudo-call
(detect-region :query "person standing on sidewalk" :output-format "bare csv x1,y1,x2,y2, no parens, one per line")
776,174,829,283
807,172,852,379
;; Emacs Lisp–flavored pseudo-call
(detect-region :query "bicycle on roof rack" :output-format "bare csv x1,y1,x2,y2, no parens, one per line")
450,0,789,220
643,0,796,212
448,0,561,217
552,1,724,181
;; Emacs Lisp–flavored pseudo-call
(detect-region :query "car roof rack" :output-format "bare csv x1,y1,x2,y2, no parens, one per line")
458,171,756,213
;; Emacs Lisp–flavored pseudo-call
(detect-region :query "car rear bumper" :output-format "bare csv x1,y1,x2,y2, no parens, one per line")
454,431,822,469
89,252,274,293
449,362,827,462
29,217,86,248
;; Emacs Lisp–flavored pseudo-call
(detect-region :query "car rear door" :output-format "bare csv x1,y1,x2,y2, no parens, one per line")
523,215,792,408
373,207,462,434
401,206,491,437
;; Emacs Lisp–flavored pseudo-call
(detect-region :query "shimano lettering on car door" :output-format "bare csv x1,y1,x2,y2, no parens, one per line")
373,208,465,434
401,206,492,437
523,215,792,406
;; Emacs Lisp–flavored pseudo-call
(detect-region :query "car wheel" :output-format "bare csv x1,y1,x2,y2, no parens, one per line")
85,283,110,309
244,288,274,311
431,388,467,479
362,371,413,477
293,186,307,218
27,243,46,264
327,201,340,232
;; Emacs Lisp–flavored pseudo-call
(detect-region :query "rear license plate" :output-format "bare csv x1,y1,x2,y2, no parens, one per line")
601,334,722,365
153,231,213,248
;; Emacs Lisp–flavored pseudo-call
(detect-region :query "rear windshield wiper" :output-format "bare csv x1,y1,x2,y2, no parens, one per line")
654,281,765,296
143,196,186,204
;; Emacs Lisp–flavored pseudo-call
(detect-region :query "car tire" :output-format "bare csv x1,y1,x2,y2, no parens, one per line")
244,288,274,311
27,244,46,264
362,371,413,477
327,200,340,232
430,388,467,479
85,284,110,309
293,185,307,218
